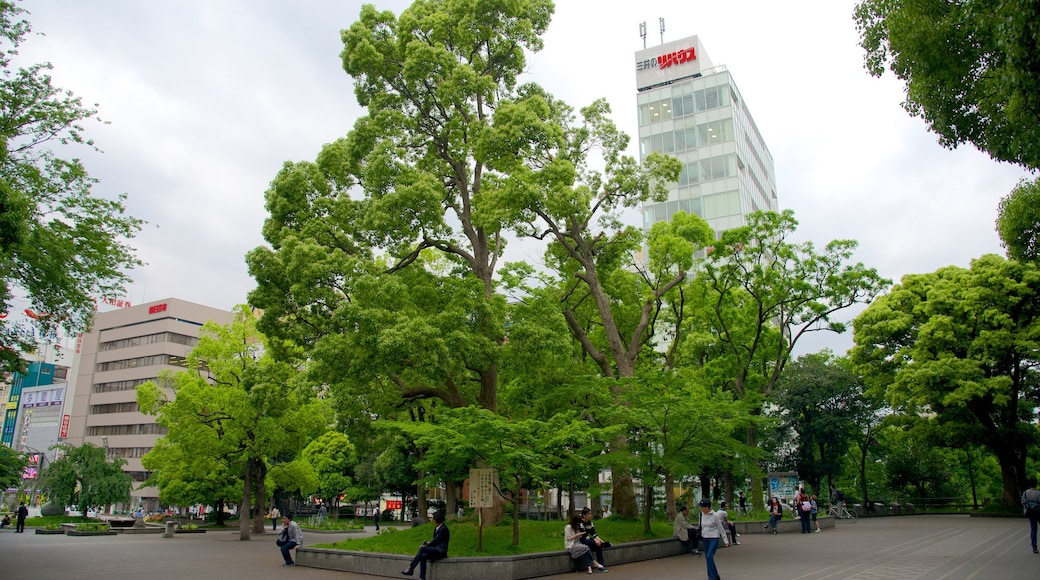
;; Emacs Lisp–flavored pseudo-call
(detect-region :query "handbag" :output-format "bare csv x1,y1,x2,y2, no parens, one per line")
276,528,289,546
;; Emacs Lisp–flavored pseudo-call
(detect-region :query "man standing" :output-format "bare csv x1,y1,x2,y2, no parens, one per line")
317,503,327,525
401,511,449,580
279,514,303,566
1022,478,1040,554
15,501,28,533
796,487,812,534
270,505,280,531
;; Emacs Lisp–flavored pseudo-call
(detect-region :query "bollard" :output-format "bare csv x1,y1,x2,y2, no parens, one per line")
163,521,176,538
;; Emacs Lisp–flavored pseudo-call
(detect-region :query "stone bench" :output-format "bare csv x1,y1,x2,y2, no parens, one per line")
297,537,686,580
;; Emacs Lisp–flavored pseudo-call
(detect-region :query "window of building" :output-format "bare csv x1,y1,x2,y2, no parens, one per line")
90,402,141,414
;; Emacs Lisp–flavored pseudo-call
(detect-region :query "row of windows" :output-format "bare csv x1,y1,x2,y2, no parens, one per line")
638,85,732,126
127,471,150,482
105,447,152,459
90,402,140,414
100,331,197,352
641,118,735,157
644,190,743,226
88,424,168,436
96,353,189,373
94,378,153,394
677,154,741,186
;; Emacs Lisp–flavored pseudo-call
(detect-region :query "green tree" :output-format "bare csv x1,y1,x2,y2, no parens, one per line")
855,0,1040,169
301,431,357,517
773,352,869,496
0,445,28,490
699,209,889,509
996,177,1040,263
0,1,143,371
141,436,240,525
39,443,131,513
138,305,330,539
852,254,1040,504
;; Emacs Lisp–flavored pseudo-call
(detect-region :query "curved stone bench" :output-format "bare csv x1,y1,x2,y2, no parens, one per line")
297,537,686,579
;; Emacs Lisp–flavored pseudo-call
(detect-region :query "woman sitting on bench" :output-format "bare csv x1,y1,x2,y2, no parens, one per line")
565,514,607,574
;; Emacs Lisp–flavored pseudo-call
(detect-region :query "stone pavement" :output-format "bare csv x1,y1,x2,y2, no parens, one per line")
1,515,1037,579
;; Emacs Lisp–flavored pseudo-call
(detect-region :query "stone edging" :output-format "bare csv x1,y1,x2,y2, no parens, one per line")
298,537,686,580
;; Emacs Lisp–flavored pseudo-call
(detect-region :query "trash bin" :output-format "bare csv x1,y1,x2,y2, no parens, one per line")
163,521,176,538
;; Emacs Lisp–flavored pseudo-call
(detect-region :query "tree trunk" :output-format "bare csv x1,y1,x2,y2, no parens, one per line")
446,480,459,517
747,425,764,511
252,461,267,534
663,471,676,521
239,458,253,540
567,475,575,519
642,478,653,533
417,475,428,521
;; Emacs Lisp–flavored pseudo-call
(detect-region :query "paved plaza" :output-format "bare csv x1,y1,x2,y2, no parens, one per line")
1,515,1037,579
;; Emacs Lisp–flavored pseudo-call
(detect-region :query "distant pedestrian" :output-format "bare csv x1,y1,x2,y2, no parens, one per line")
810,495,821,532
278,514,303,566
456,505,464,518
15,502,28,533
1022,477,1040,554
738,491,747,514
317,503,327,525
698,498,729,580
796,487,812,534
270,506,280,531
374,506,381,531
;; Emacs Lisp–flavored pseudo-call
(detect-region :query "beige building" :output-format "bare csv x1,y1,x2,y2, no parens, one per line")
65,298,232,512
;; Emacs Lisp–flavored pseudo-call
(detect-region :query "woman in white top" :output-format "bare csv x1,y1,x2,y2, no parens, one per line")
698,499,729,580
565,514,607,574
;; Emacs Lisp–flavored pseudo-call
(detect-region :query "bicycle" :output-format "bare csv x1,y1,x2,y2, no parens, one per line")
827,503,858,522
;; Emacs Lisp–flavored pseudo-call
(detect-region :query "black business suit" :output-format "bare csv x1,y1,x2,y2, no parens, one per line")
406,522,450,579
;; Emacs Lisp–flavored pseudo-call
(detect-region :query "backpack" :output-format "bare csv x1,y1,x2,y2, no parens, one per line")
1025,500,1040,518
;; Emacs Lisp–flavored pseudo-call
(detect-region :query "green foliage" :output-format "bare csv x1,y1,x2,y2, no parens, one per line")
74,522,111,532
39,502,63,517
0,444,28,489
852,254,1040,504
0,1,143,372
301,431,357,506
137,305,331,537
996,177,1040,263
38,443,131,512
855,0,1040,169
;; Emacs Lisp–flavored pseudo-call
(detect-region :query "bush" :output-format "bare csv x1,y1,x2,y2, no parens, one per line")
75,523,111,532
41,503,64,517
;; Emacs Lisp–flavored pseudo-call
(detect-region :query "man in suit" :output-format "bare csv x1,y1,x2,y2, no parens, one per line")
401,511,450,580
16,501,29,533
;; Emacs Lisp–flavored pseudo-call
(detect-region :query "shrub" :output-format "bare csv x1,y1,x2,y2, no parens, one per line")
41,503,64,517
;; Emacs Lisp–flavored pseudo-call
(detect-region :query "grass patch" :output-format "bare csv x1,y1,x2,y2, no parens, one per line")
302,518,366,531
317,518,672,557
24,515,98,527
74,522,111,532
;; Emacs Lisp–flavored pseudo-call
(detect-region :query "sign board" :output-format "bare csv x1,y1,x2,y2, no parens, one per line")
384,499,402,510
469,468,495,508
768,472,800,499
59,414,70,438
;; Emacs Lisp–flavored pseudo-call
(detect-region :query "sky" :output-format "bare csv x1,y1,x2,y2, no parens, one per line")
12,0,1035,356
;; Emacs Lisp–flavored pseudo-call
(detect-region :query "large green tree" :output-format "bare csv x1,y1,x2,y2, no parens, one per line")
698,209,889,509
996,177,1040,263
855,0,1040,169
852,254,1040,504
0,445,28,491
0,1,142,371
39,443,131,513
138,306,329,539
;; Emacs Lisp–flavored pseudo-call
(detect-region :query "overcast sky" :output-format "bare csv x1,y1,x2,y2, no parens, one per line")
14,0,1034,356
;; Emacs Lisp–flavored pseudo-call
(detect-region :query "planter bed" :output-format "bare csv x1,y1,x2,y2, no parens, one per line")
174,528,206,534
298,537,685,580
66,530,117,536
35,529,66,535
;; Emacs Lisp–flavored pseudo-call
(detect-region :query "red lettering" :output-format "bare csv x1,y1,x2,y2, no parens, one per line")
657,47,697,70
148,303,168,315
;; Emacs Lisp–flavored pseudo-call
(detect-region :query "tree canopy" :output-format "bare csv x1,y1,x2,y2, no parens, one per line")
852,254,1040,504
996,177,1040,263
0,1,143,372
855,0,1040,169
39,443,131,512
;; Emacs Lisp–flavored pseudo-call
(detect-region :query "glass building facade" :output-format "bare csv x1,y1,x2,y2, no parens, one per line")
635,35,778,236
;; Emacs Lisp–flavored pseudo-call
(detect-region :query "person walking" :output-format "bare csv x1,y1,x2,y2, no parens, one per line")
697,498,729,580
374,506,381,531
15,501,28,533
270,505,280,531
401,511,449,580
278,514,303,566
317,503,327,525
1022,478,1040,554
738,491,747,515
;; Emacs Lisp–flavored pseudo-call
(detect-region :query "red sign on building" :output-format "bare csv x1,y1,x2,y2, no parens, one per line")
59,414,70,438
385,500,403,510
148,303,168,315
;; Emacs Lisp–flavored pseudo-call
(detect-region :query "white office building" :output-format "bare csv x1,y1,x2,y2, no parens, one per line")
636,35,778,235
